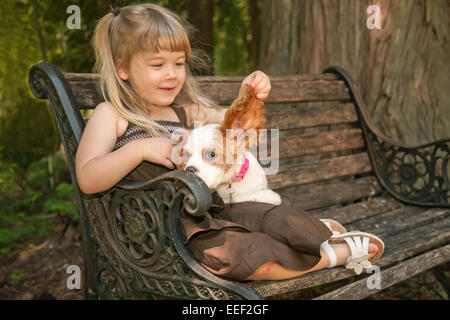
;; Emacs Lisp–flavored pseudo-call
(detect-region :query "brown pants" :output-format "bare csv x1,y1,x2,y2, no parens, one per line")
184,201,332,281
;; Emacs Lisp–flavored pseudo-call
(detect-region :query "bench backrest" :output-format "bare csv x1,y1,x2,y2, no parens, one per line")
64,72,377,213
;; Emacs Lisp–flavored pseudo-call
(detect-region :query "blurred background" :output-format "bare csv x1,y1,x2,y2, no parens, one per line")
0,0,448,299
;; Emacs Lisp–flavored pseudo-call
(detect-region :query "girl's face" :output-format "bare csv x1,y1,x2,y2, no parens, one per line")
118,50,186,108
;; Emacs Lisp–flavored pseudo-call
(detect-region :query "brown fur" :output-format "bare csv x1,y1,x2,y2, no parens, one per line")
219,84,266,136
219,84,266,157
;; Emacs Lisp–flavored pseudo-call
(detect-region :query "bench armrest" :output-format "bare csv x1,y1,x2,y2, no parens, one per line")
112,170,212,216
325,66,449,208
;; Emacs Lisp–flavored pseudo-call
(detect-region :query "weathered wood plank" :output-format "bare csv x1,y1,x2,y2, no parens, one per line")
268,153,372,190
276,129,365,159
265,102,359,130
278,175,382,211
314,244,450,300
68,80,103,110
310,193,405,225
63,73,350,109
376,211,450,266
247,214,450,297
345,206,449,238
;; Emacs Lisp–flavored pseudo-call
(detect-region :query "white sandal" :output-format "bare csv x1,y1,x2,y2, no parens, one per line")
320,219,347,237
320,231,385,275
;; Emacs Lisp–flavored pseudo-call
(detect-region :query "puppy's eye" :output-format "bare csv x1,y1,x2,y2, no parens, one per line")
204,150,216,161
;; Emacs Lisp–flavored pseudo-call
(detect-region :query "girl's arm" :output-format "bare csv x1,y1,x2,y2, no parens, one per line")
75,102,144,194
76,103,176,194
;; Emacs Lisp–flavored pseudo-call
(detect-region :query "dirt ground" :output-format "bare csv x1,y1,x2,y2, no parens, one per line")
0,227,84,300
0,227,448,300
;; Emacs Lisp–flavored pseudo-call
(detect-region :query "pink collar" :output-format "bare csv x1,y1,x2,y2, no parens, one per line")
231,155,249,182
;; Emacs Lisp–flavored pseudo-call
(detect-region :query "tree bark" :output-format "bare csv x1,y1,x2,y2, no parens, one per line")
253,0,450,145
182,0,215,75
31,0,47,61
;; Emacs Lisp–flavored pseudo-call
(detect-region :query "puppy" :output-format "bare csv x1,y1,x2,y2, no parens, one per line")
171,84,281,205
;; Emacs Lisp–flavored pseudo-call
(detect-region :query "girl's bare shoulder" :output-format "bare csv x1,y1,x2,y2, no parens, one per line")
93,102,129,138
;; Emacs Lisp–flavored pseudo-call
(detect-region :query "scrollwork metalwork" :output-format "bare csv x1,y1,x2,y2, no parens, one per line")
110,191,165,268
368,131,449,206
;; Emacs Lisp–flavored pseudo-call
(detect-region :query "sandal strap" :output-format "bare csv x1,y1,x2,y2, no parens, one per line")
320,220,343,237
343,236,370,257
320,240,337,268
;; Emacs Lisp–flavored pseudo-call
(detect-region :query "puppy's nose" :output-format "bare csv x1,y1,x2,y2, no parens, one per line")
185,166,198,173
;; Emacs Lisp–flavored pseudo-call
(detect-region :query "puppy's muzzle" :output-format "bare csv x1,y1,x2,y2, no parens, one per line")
185,166,198,174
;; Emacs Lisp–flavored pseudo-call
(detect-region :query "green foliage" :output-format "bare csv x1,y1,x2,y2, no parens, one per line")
0,0,60,167
0,162,22,198
44,183,78,222
25,152,67,190
0,153,75,255
10,268,24,283
214,0,250,75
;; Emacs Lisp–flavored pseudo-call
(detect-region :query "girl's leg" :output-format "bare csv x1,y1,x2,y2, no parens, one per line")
245,242,378,281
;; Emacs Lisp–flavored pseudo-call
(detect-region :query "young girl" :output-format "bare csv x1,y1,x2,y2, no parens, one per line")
76,3,383,282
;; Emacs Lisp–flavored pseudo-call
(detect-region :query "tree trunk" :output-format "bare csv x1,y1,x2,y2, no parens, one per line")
253,0,450,145
31,0,47,61
182,0,215,75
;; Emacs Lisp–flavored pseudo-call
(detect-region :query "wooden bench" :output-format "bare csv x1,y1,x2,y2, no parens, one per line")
28,62,450,300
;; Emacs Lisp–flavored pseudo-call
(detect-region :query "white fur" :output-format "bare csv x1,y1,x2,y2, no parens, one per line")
181,124,281,205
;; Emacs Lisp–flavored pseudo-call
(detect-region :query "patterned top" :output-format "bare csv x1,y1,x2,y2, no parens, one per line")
113,104,187,151
113,120,183,151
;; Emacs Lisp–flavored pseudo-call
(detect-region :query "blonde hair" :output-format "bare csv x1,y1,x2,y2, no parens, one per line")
92,3,217,136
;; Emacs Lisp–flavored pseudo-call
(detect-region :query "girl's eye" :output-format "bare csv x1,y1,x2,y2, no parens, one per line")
204,150,216,161
176,62,185,67
151,64,163,68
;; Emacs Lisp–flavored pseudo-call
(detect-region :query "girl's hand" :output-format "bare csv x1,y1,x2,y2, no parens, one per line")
240,70,271,100
139,137,177,169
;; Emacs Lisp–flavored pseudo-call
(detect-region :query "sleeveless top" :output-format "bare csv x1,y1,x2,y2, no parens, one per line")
114,104,188,182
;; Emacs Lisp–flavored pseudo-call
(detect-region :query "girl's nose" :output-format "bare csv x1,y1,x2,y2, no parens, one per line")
165,66,176,79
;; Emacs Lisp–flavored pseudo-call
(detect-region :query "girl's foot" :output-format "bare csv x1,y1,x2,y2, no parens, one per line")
321,231,385,274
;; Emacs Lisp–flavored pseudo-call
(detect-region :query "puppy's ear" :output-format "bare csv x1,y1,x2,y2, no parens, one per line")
222,84,265,132
170,128,190,170
220,84,266,148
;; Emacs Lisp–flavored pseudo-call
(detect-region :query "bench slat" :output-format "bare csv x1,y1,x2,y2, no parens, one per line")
202,80,350,104
265,102,358,130
267,153,372,190
278,175,382,211
64,73,350,109
346,206,450,238
275,128,365,159
310,193,404,224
